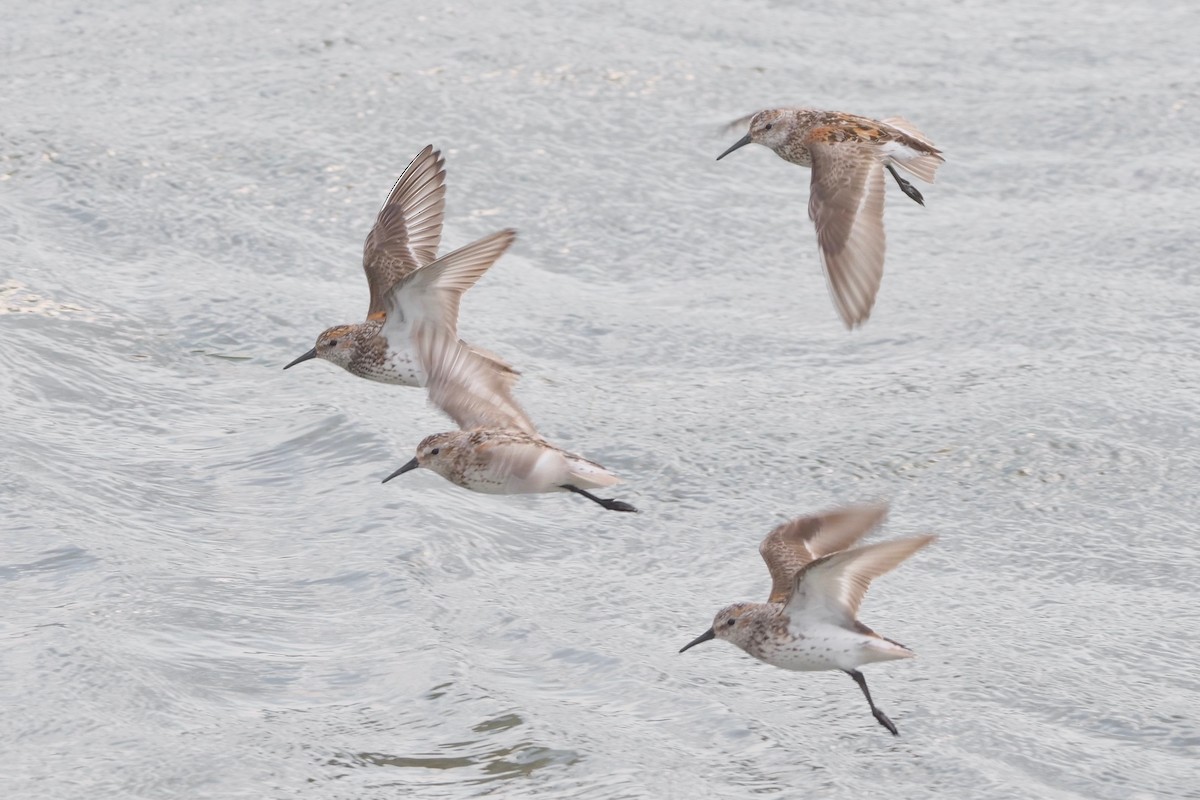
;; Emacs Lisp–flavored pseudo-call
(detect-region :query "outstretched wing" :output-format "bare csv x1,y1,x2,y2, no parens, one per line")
362,145,447,316
783,534,935,625
807,134,887,329
415,325,538,435
760,503,889,603
380,228,515,338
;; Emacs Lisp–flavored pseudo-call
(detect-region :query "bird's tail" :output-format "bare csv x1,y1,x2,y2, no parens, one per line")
855,620,917,662
565,455,623,490
882,116,944,183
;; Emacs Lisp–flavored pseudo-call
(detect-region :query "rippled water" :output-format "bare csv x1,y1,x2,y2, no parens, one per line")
3,0,1198,797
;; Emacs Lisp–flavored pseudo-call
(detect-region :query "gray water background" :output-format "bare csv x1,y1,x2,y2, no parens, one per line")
3,0,1199,797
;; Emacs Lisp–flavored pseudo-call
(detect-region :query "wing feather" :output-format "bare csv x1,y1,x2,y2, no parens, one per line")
759,503,889,603
784,535,935,624
362,145,447,315
378,228,516,352
416,326,537,435
808,138,887,329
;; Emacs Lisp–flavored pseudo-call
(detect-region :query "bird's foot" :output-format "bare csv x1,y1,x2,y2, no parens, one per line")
560,484,640,513
898,181,925,206
886,164,926,206
873,707,899,736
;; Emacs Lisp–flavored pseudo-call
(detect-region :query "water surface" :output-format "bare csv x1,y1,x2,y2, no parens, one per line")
3,1,1198,797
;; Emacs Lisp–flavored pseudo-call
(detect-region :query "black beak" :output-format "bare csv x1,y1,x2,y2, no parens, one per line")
716,133,752,161
283,347,317,370
381,457,420,484
679,628,716,653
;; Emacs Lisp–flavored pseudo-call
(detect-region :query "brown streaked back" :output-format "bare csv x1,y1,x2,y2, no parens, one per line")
759,503,889,603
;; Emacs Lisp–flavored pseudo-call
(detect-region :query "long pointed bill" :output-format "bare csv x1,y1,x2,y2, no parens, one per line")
283,347,317,369
679,628,716,653
381,458,420,484
716,133,752,161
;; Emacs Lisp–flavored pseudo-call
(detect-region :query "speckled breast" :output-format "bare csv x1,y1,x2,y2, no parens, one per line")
352,346,426,387
779,141,813,168
757,633,847,673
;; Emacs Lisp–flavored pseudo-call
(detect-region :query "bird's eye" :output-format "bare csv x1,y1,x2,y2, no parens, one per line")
725,619,736,627
763,123,773,131
327,339,338,347
430,447,440,456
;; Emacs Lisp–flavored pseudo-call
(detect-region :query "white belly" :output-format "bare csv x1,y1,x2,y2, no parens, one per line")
878,140,922,164
759,625,895,672
760,636,855,672
458,449,572,495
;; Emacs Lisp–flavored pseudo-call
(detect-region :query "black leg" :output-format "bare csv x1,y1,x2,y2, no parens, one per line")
560,484,639,513
845,669,899,736
886,164,925,206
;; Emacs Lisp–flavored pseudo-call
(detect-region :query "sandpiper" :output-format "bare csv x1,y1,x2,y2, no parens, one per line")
381,327,638,513
679,503,934,735
284,145,516,383
717,108,944,328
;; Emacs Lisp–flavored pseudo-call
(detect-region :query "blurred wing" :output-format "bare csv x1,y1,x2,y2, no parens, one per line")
721,110,759,136
784,535,936,625
808,135,887,329
416,326,537,435
380,228,516,346
362,145,447,316
720,106,806,136
760,503,889,603
476,439,551,484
